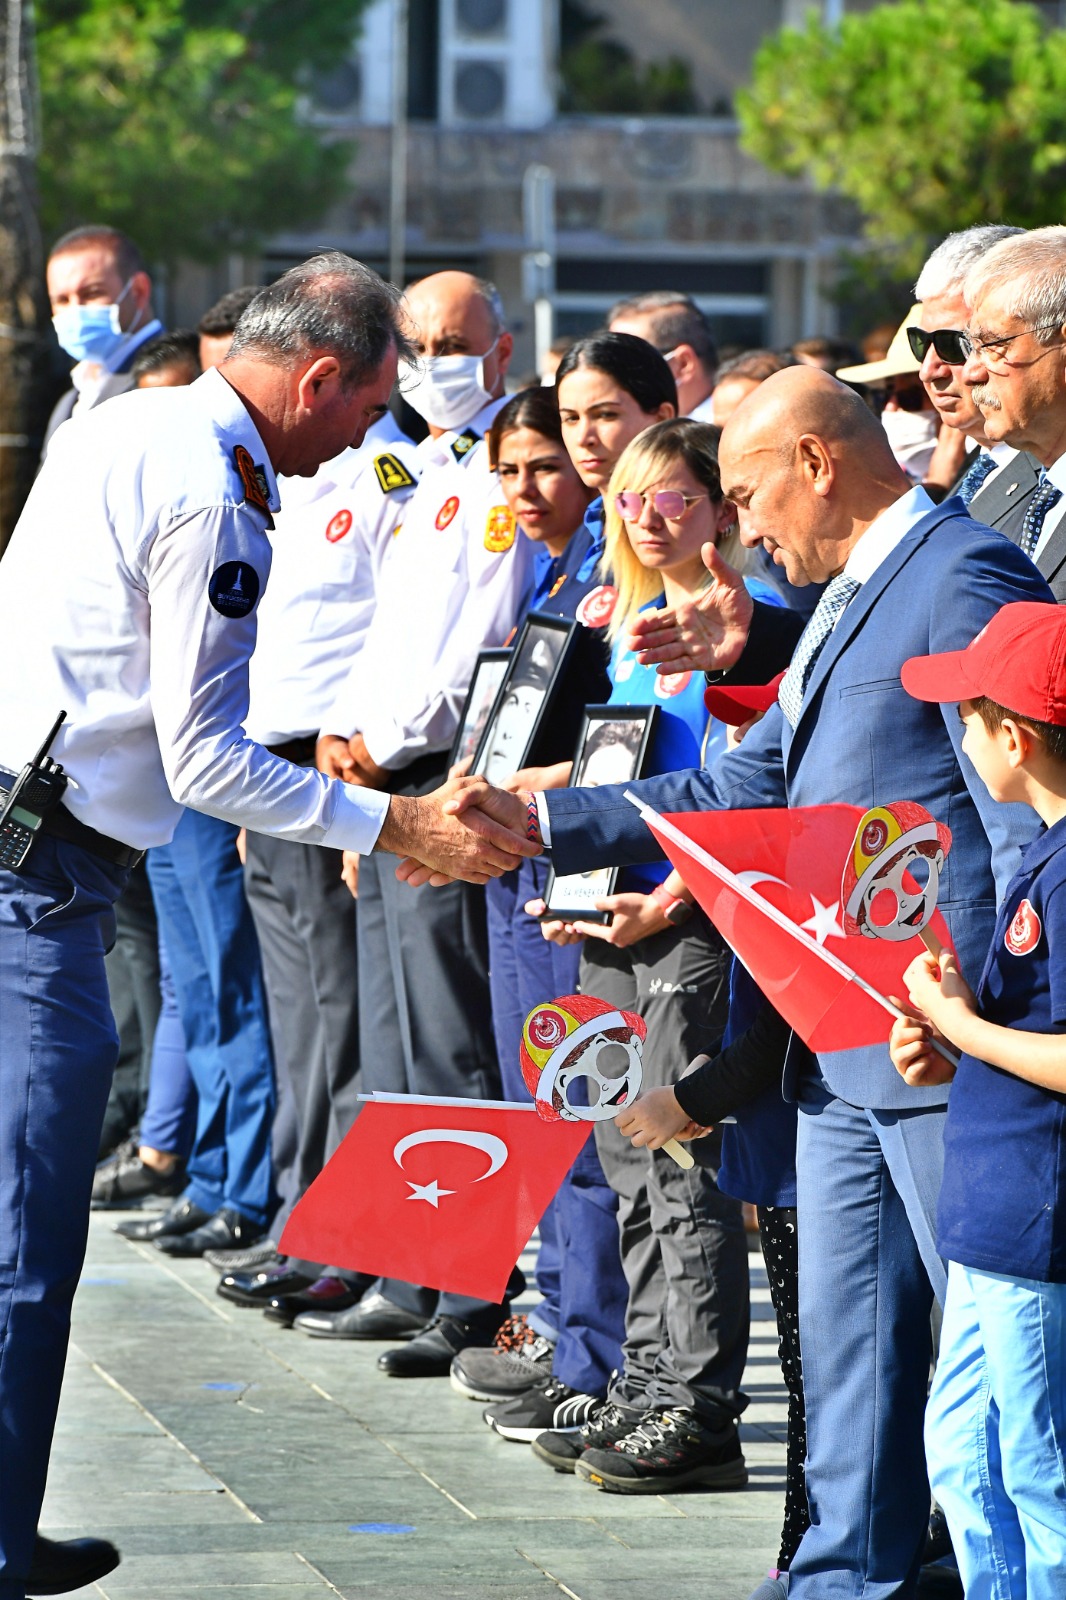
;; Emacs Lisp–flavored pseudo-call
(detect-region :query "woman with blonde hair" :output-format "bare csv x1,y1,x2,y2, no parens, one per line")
524,417,784,1492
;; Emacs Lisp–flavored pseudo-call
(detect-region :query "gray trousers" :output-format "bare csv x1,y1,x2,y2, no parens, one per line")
243,833,361,1244
358,850,512,1327
581,918,750,1427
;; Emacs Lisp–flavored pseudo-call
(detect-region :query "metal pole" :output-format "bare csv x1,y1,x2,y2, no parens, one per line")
522,163,556,376
388,0,408,288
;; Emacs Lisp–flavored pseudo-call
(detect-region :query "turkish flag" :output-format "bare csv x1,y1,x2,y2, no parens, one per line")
279,1098,591,1302
633,800,954,1053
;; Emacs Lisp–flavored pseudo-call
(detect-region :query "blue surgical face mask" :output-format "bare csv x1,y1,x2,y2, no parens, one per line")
52,278,133,364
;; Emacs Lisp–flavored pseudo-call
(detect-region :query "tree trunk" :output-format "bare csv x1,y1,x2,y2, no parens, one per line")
0,0,54,556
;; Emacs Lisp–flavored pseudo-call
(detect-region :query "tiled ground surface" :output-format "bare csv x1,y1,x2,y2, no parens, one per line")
41,1215,787,1599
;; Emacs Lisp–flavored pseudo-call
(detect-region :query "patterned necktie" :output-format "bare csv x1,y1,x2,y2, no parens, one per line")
1020,472,1063,559
956,451,998,507
778,573,861,729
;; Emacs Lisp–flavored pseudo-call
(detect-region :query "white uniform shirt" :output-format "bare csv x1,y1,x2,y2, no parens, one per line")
0,367,389,852
322,397,536,769
246,414,420,745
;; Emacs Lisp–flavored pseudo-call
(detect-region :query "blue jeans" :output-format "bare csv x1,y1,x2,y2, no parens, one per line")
146,810,275,1227
137,928,197,1157
0,837,126,1596
927,1261,1066,1600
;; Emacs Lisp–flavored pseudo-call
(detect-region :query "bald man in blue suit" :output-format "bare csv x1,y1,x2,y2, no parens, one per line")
443,368,1053,1598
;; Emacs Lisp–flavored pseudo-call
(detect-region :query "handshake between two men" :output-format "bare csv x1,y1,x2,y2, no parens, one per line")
370,538,758,888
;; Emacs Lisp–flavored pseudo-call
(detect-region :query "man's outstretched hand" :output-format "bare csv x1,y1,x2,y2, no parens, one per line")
626,542,753,675
378,776,539,886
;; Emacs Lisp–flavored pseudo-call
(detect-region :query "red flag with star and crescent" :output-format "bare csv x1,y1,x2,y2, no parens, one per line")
634,801,955,1053
279,1098,591,1302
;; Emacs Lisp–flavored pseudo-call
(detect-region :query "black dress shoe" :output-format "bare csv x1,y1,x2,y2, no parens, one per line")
292,1288,427,1340
216,1263,314,1308
27,1533,120,1594
155,1207,264,1258
378,1314,497,1378
263,1273,369,1326
114,1195,210,1242
91,1140,185,1209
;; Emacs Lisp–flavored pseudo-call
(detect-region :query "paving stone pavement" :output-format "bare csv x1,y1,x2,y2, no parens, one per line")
41,1213,788,1600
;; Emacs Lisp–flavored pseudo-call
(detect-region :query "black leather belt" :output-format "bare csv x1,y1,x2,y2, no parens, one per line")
0,772,143,870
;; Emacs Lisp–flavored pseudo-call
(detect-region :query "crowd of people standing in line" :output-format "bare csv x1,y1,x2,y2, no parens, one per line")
4,215,1066,1600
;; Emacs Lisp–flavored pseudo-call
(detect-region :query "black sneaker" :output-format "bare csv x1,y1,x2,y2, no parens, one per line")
450,1315,555,1401
576,1407,747,1493
531,1399,642,1474
483,1376,601,1442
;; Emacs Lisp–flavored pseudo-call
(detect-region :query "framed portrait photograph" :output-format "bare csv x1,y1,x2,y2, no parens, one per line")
449,648,511,770
470,613,580,784
542,704,660,924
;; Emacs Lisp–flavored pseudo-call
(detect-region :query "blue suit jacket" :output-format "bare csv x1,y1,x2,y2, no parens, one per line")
545,498,1054,1110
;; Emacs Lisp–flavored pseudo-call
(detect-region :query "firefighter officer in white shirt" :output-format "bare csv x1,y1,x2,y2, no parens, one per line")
308,272,535,1363
608,290,718,421
228,416,421,1313
0,253,534,1600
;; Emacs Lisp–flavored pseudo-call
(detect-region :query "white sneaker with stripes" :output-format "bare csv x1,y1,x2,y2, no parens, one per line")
482,1375,601,1442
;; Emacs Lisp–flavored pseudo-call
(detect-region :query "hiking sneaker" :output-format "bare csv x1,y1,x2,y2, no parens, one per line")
531,1399,642,1474
483,1376,600,1442
576,1407,748,1493
451,1315,555,1402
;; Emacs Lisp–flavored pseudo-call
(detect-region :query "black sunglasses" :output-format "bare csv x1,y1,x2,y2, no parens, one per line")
906,325,969,366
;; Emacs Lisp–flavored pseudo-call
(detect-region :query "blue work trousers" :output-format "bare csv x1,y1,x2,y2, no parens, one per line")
137,928,197,1158
146,810,275,1228
927,1262,1066,1600
486,859,626,1395
0,837,127,1598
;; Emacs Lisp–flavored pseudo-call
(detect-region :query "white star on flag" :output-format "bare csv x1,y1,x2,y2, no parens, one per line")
406,1179,456,1208
800,895,845,946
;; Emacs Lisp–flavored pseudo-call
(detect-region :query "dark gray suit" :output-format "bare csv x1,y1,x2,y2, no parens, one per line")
966,450,1066,601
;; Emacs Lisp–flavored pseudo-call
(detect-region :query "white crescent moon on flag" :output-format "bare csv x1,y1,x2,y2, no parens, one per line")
392,1128,509,1182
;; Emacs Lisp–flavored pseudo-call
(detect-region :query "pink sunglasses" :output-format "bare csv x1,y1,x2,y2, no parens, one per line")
614,489,707,521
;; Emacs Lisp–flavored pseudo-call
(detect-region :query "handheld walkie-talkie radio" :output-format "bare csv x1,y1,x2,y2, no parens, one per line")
0,711,69,872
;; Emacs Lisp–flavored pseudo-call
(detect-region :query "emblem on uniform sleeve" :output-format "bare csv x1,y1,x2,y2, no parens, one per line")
233,445,270,514
325,509,353,543
484,505,515,552
436,495,460,531
1005,898,1042,956
373,453,416,493
576,585,618,630
655,671,692,699
208,561,260,619
450,429,479,462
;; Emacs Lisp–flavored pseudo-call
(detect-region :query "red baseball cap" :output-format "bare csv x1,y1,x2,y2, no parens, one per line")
901,602,1066,725
704,672,786,727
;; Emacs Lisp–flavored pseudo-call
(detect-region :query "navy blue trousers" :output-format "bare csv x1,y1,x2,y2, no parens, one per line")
0,837,127,1597
146,811,275,1229
486,859,626,1396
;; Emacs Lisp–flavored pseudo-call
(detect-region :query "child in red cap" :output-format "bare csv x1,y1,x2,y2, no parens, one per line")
891,599,1066,1598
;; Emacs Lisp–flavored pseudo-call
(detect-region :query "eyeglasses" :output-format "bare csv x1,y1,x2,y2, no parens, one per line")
958,320,1064,368
882,377,929,413
906,326,970,366
614,489,707,521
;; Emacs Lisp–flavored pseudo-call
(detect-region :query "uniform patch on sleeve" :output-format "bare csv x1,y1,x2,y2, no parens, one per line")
450,429,479,462
373,453,417,493
233,445,271,514
325,509,353,543
1005,898,1042,956
209,561,260,618
484,505,515,552
435,495,461,530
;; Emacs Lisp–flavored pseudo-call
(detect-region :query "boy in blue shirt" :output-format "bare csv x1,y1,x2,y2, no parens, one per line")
890,600,1066,1600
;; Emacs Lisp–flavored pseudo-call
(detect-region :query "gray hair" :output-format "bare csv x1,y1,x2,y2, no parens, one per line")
914,224,1026,301
964,226,1066,344
226,251,415,388
607,290,717,374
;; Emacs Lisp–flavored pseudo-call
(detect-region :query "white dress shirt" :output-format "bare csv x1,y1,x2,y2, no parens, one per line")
0,367,389,852
321,396,536,769
246,414,420,745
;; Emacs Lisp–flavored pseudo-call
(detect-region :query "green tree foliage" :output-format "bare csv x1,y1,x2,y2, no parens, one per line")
738,0,1066,274
559,0,699,115
36,0,369,264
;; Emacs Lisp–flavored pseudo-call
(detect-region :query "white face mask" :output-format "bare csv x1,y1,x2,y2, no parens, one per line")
880,406,939,475
401,339,500,431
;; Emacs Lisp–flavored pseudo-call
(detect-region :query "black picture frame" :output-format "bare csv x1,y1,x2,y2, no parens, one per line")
542,704,660,924
470,613,580,784
448,648,511,770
